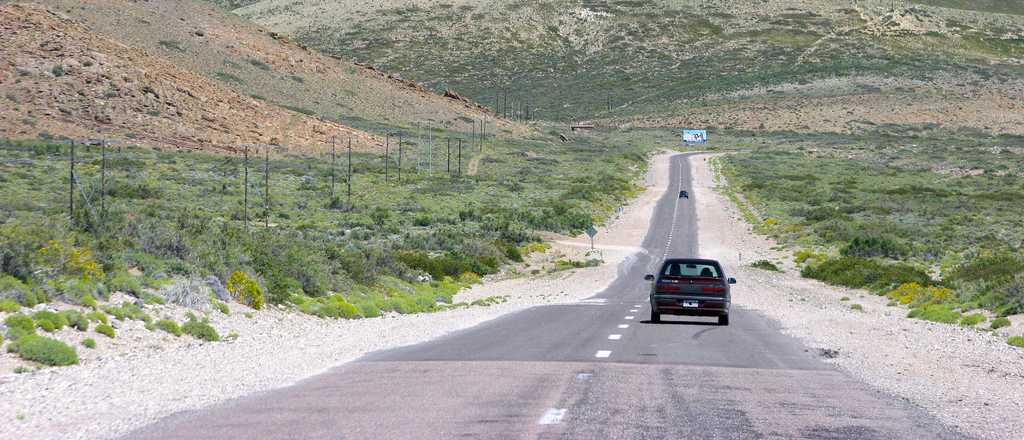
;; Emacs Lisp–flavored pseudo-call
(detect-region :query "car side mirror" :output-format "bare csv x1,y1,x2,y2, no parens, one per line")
644,274,655,281
727,277,737,284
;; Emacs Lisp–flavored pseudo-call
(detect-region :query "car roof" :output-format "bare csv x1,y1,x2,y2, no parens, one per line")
662,258,721,265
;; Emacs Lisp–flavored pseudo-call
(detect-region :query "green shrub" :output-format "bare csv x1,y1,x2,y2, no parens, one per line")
103,302,150,322
85,310,108,325
81,294,98,310
1009,336,1024,348
32,310,68,332
226,271,264,310
4,314,36,340
750,260,781,271
17,335,78,366
0,299,21,312
182,316,219,341
60,310,89,331
213,300,230,315
886,283,954,307
95,323,116,338
802,256,930,292
108,271,144,296
959,313,986,327
850,303,863,311
907,304,961,324
82,338,96,348
296,294,361,319
841,235,905,258
155,319,182,337
143,294,166,305
839,296,850,301
990,317,1011,330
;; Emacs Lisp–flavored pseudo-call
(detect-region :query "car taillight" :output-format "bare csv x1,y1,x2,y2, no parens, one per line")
657,284,680,292
702,286,725,293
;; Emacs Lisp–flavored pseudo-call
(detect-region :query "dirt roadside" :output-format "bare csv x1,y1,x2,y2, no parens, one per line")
690,153,1024,440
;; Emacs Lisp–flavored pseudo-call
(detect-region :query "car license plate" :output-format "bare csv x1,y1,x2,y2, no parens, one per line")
681,300,699,308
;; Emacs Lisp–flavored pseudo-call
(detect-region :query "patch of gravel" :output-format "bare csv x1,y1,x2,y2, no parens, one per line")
0,152,676,440
691,153,1024,440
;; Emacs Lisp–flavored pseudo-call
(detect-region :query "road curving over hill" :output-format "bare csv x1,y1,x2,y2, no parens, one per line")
127,154,964,439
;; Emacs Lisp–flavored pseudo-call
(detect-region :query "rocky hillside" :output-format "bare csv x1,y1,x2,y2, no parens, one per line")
0,3,378,153
28,0,503,136
232,0,1024,132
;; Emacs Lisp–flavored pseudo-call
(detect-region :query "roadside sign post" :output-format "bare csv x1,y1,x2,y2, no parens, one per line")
586,226,598,250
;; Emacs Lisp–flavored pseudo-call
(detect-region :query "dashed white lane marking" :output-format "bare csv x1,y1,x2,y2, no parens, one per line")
595,350,612,358
629,309,638,313
625,316,635,320
608,334,622,340
576,373,593,381
618,324,629,329
662,159,684,258
634,304,643,308
538,408,567,425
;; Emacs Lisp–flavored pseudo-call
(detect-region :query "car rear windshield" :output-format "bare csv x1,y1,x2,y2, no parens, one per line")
661,261,721,278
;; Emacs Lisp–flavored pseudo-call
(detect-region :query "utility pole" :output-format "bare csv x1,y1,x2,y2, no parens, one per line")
68,140,75,222
397,134,403,183
347,137,352,209
100,139,107,231
457,138,462,177
243,145,249,232
427,124,433,174
330,136,337,200
384,133,390,183
446,138,451,175
264,145,270,228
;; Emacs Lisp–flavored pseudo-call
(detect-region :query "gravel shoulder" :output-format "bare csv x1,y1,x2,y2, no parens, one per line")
0,152,677,440
691,153,1024,440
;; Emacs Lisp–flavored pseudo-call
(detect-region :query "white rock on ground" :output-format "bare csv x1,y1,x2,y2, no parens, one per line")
0,152,677,440
691,153,1024,440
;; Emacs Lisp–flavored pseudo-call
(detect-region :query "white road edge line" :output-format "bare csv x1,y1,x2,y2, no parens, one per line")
618,324,629,329
595,350,612,358
625,316,635,320
538,408,567,425
608,334,622,340
629,309,638,312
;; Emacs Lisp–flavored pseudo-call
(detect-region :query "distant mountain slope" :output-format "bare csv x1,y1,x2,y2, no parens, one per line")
29,0,502,136
0,3,376,153
232,0,1024,132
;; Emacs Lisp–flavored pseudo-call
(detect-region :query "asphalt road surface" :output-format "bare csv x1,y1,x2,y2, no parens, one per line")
128,153,964,440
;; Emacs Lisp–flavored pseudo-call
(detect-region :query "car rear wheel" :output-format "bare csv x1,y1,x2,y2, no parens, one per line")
718,314,729,326
651,311,661,323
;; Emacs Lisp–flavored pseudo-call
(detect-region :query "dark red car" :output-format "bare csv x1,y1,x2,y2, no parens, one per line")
645,258,736,325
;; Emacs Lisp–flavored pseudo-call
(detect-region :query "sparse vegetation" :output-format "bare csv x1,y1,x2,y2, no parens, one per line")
227,271,264,310
213,300,230,315
719,129,1024,317
850,303,863,311
1009,336,1024,348
990,317,1011,330
155,319,183,337
960,314,986,327
182,316,219,342
16,335,78,366
95,323,116,338
908,304,961,324
750,260,781,272
82,338,96,349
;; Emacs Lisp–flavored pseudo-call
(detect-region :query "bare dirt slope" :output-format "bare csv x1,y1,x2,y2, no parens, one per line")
27,0,505,135
0,3,376,153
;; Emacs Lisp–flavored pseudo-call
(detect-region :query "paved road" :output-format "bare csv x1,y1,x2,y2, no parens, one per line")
128,154,963,439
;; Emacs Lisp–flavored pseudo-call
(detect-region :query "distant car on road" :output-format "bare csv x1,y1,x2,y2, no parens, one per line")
679,190,688,198
644,258,735,325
